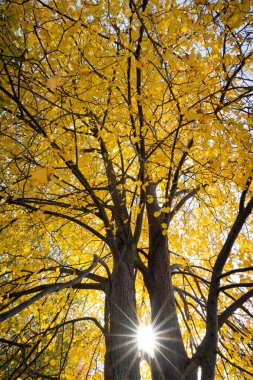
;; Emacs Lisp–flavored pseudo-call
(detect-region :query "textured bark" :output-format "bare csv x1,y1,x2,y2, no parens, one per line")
144,183,197,380
148,235,193,380
104,255,140,380
200,287,218,380
201,196,253,380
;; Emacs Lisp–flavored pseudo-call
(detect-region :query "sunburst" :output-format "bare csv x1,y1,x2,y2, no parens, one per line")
137,324,156,356
106,300,187,378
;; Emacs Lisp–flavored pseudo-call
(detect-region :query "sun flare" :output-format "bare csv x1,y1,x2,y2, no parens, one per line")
137,325,156,356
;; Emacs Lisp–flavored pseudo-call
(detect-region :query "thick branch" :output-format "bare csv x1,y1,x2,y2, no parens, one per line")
0,256,99,322
218,288,253,328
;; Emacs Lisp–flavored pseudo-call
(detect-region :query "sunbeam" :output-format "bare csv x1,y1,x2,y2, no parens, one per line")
106,296,186,378
154,345,184,377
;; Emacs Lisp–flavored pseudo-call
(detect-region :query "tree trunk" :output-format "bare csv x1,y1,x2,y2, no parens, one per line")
147,235,190,380
200,286,219,380
104,254,140,380
144,183,197,380
144,233,196,380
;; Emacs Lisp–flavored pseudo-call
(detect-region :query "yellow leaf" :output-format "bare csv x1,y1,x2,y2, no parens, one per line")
46,75,64,89
124,9,132,17
161,207,170,213
147,195,154,204
69,287,75,298
135,57,147,68
79,67,90,77
132,136,140,143
30,167,52,186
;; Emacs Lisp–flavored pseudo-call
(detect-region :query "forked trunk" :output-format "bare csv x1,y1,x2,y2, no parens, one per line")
104,256,140,380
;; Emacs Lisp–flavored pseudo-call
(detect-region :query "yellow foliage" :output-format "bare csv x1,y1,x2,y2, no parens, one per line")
0,0,252,378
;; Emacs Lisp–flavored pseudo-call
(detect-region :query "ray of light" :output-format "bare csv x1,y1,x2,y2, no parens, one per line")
151,299,169,328
103,292,189,379
155,345,184,377
154,340,186,359
111,317,140,334
108,339,137,352
154,328,182,340
107,297,139,329
151,354,167,380
111,342,139,370
128,351,142,372
152,312,177,333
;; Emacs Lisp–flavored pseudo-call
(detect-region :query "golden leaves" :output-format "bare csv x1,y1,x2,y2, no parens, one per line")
46,75,65,90
69,287,75,298
30,166,54,186
154,207,171,218
135,57,147,69
0,1,252,378
147,195,154,204
70,62,90,77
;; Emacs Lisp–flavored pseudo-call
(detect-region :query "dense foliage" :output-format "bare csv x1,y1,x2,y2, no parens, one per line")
0,0,252,379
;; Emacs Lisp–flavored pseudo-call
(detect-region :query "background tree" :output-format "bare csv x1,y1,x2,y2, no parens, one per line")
0,0,253,379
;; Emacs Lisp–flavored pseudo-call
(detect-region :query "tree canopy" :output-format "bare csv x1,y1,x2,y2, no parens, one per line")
0,0,253,379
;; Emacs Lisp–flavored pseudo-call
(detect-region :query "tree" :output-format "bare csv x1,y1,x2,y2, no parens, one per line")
0,0,252,379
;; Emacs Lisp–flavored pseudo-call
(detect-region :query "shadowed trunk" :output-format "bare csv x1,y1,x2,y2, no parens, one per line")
104,252,140,380
148,235,195,380
145,183,197,380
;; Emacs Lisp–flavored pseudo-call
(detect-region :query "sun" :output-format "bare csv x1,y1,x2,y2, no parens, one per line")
137,325,156,356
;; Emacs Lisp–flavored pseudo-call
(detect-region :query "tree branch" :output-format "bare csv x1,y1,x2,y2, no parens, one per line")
0,255,99,322
218,288,253,328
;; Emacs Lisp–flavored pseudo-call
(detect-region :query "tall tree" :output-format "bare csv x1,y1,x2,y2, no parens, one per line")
0,0,252,379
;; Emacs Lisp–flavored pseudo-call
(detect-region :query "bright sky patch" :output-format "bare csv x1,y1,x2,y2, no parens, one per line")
137,325,156,356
